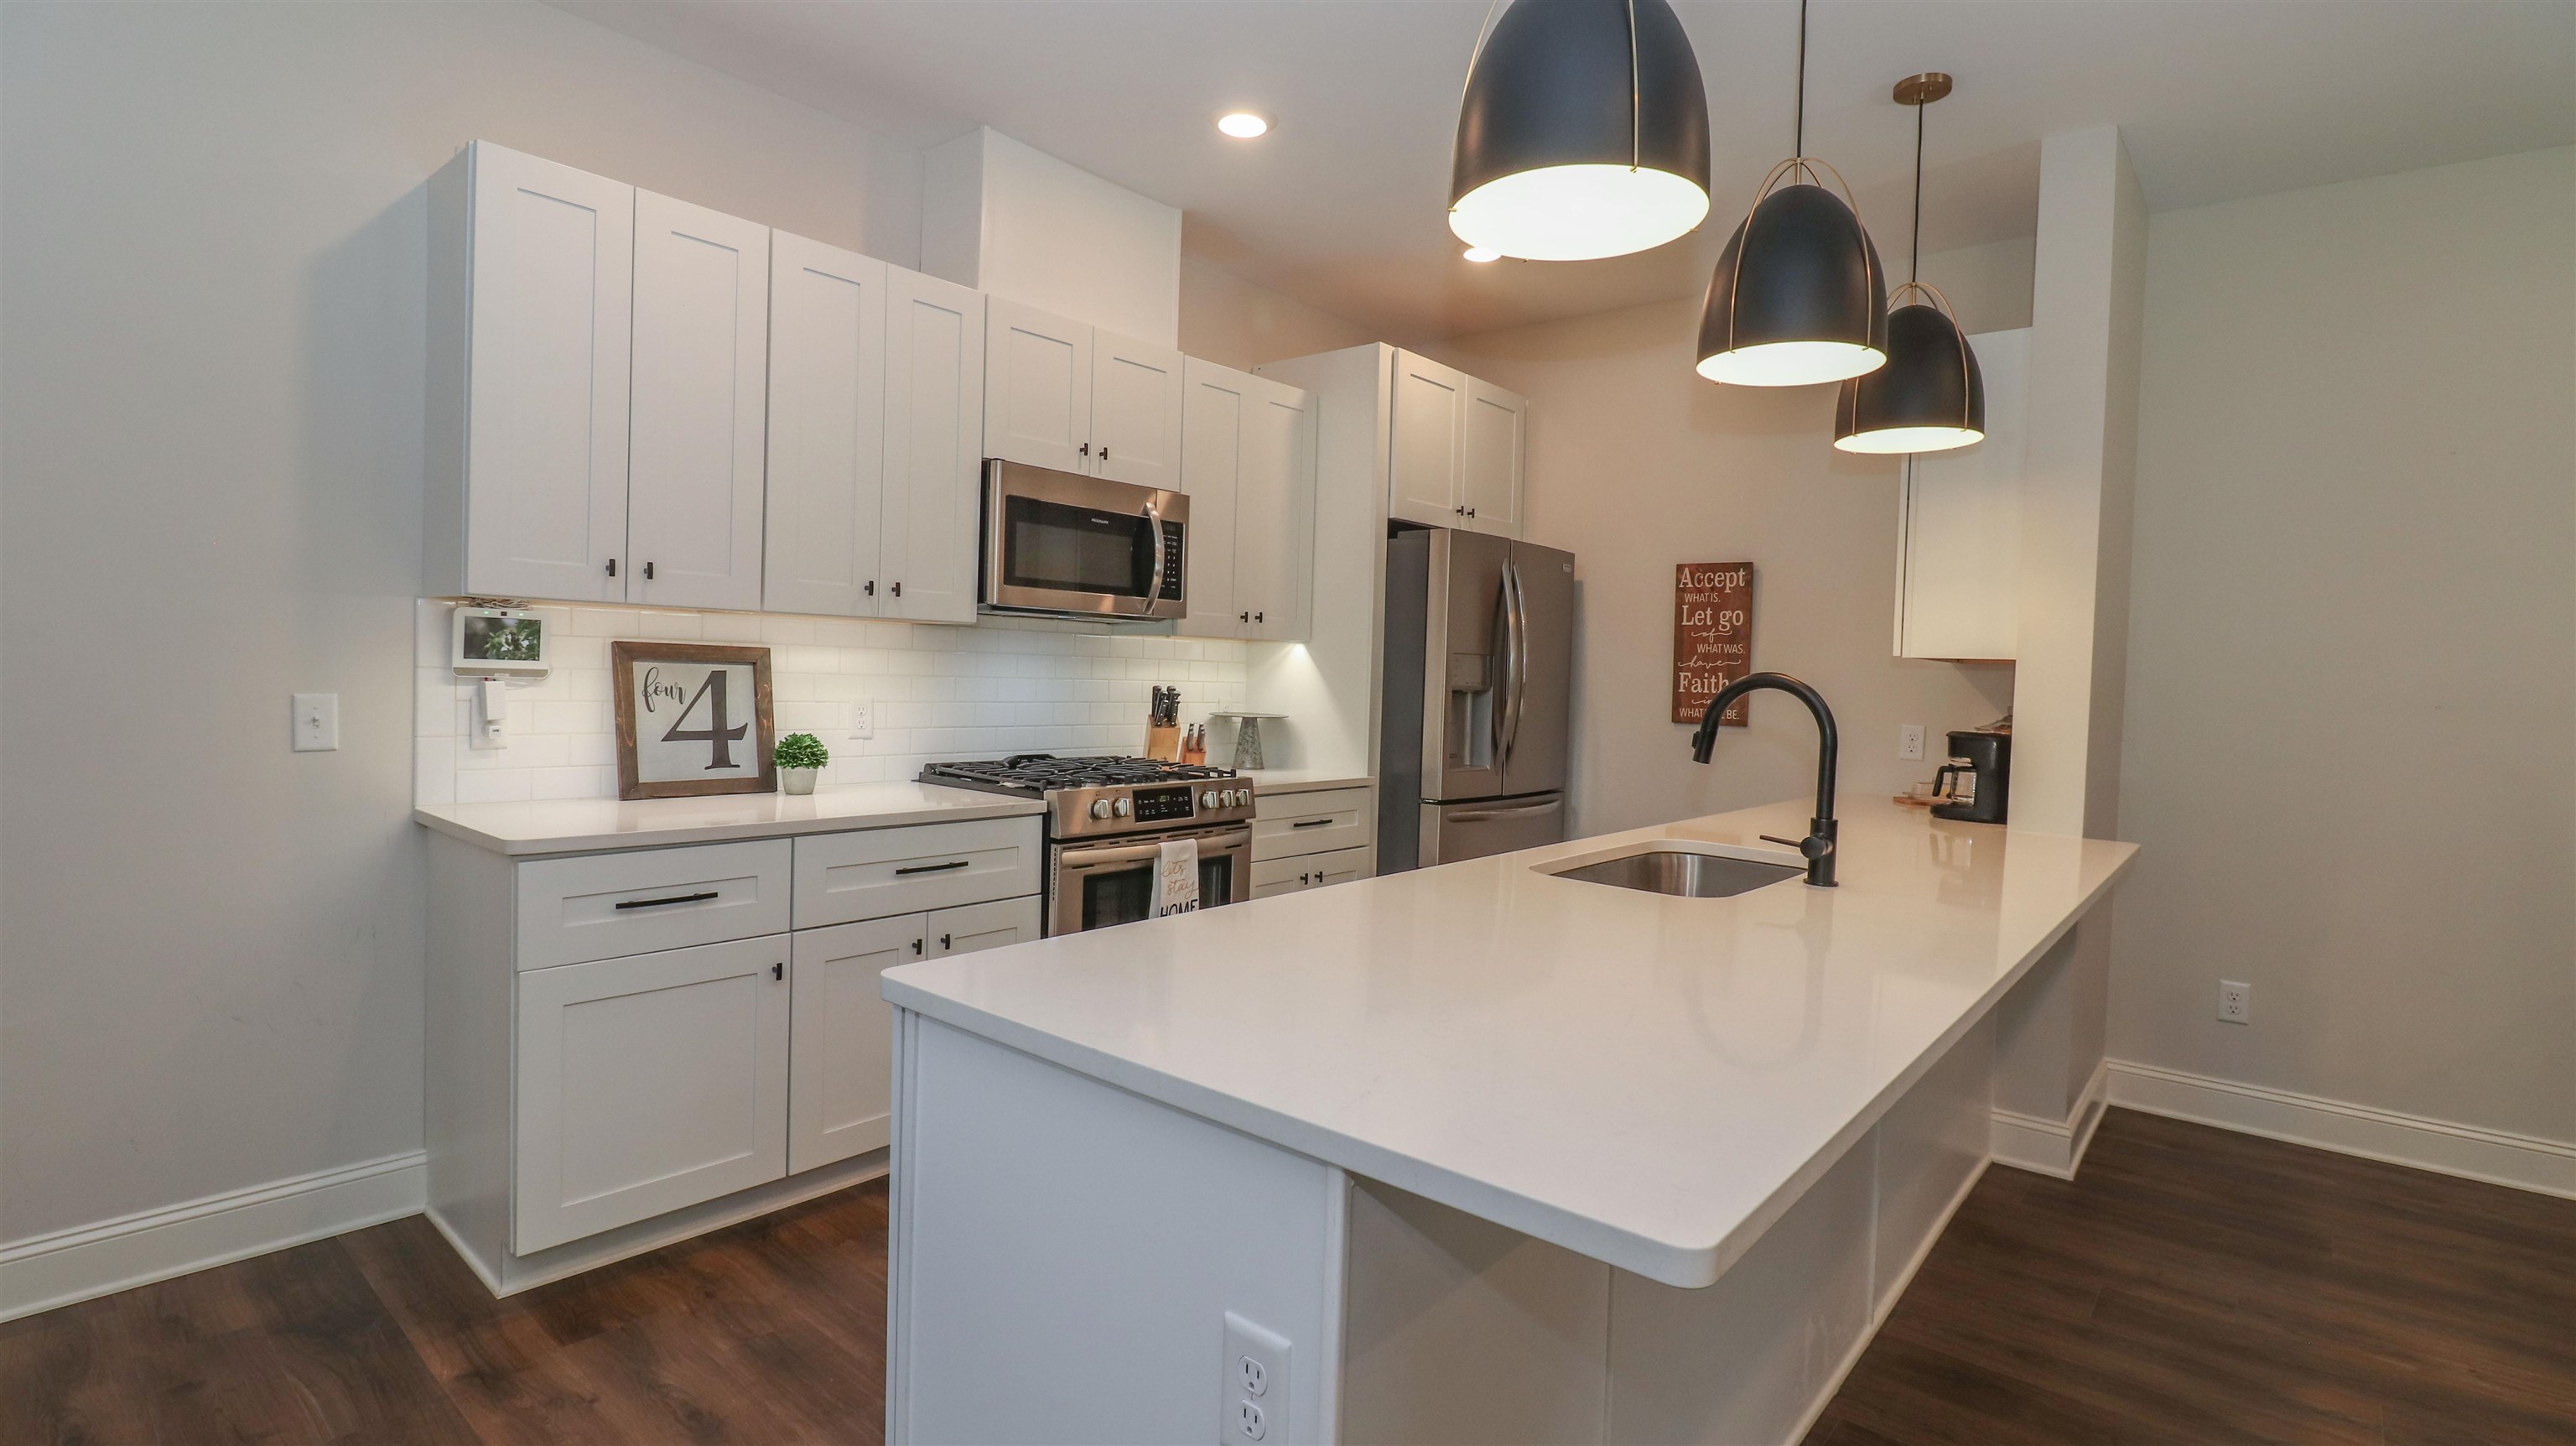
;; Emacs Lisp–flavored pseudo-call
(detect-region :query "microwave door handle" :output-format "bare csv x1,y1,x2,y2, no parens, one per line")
1138,507,1166,615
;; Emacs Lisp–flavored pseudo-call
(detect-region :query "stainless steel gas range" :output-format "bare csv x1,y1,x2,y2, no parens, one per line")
918,754,1254,935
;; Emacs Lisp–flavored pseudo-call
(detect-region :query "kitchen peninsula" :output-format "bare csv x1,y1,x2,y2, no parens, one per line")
882,797,2135,1444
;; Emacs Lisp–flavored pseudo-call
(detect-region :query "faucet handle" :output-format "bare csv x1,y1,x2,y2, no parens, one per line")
1761,832,1835,861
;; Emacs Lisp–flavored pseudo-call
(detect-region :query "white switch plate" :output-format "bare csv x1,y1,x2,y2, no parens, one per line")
848,701,875,740
1898,724,1926,762
292,693,339,752
1222,1311,1290,1445
2219,980,2251,1024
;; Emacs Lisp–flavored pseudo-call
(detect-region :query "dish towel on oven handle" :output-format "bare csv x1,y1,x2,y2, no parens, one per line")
1153,837,1200,917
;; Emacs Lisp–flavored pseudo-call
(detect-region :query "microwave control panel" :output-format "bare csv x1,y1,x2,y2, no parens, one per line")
1159,523,1187,601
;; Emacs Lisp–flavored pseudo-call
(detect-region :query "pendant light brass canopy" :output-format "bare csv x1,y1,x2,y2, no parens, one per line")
1836,72,1985,453
1694,0,1888,387
1450,0,1712,262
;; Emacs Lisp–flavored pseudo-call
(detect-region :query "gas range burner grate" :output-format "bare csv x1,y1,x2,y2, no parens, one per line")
921,753,1239,793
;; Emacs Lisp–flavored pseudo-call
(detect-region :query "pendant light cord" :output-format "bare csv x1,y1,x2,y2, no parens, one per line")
1793,0,1808,160
1628,0,1642,169
1910,92,1924,284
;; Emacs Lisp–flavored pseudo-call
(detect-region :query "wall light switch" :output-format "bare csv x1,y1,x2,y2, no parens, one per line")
848,701,875,740
293,693,340,752
1899,724,1926,762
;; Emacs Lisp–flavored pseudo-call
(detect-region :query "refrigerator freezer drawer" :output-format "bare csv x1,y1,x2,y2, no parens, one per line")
1420,793,1567,866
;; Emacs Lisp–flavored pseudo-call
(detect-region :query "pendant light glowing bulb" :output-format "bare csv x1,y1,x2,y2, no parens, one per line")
1448,0,1712,262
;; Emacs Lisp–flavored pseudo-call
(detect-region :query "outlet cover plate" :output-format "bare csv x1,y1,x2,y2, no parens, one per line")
2219,980,2251,1024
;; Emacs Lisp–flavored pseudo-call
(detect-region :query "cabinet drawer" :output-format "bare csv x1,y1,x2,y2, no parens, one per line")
1251,845,1374,898
793,816,1043,928
1252,786,1373,860
516,840,791,971
513,935,790,1253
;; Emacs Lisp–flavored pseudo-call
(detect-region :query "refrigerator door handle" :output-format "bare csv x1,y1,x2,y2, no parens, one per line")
1501,559,1530,765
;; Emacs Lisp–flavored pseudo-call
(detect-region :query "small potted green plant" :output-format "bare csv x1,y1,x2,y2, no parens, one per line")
774,732,828,796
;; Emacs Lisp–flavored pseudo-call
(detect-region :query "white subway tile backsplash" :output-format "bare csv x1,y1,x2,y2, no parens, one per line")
414,600,1248,805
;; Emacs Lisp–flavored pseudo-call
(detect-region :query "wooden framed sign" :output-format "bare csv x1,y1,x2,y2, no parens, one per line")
612,642,776,799
1672,562,1755,726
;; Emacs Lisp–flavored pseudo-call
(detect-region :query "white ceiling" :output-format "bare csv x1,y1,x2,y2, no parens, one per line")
563,1,2576,341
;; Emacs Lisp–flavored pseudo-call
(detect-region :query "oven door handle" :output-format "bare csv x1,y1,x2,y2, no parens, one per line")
1060,830,1249,870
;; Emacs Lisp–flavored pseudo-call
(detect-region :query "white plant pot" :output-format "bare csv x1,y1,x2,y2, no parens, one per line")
779,767,818,796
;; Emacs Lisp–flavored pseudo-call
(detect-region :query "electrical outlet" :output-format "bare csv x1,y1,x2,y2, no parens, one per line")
1222,1312,1289,1445
848,701,875,740
1899,723,1926,762
292,693,340,752
2219,980,2252,1024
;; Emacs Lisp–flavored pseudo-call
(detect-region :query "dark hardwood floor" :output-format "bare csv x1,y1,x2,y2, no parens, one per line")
1805,1111,2576,1446
7,1111,2572,1444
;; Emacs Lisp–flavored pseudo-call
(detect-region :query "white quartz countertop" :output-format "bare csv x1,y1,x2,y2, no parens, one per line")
1239,769,1375,795
413,783,1045,856
882,797,2136,1289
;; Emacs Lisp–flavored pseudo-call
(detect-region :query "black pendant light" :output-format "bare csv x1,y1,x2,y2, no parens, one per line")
1695,0,1887,386
1836,73,1984,453
1450,0,1711,262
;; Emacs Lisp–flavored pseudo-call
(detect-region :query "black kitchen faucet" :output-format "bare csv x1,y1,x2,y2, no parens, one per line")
1690,672,1841,887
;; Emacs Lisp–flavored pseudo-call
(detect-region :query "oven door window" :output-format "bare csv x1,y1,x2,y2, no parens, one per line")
1002,496,1155,599
1075,851,1239,932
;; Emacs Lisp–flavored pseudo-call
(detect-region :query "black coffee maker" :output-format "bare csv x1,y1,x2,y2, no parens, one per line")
1931,727,2011,824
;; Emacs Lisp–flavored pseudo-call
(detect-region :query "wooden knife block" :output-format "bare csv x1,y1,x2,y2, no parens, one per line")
1145,723,1182,762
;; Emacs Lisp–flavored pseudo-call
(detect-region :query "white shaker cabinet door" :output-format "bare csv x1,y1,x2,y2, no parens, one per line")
1238,377,1316,640
764,231,888,617
926,895,1043,958
1896,327,2027,661
1460,378,1527,538
1178,358,1245,636
460,143,634,603
626,191,771,612
881,267,986,625
982,297,1093,474
512,935,790,1254
1090,330,1186,491
786,913,923,1174
1388,350,1467,528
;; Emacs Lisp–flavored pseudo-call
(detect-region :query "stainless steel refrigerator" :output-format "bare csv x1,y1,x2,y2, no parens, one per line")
1377,528,1575,870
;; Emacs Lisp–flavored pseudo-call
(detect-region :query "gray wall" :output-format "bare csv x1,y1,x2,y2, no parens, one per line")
2110,145,2576,1143
1426,240,2033,838
0,1,919,1242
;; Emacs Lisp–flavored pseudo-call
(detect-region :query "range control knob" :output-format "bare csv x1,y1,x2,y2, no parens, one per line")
1112,797,1132,817
1202,789,1220,809
1089,798,1113,819
1223,789,1243,809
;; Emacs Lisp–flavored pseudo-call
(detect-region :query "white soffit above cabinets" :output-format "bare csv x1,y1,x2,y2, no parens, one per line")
556,1,2576,341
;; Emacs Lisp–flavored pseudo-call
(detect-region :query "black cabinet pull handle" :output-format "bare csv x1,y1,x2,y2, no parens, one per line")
605,558,618,577
1079,442,1091,456
940,933,953,949
771,961,784,981
1239,611,1249,623
895,860,970,876
615,891,718,910
1254,611,1264,623
642,560,656,580
1291,817,1333,830
864,580,875,596
891,580,902,597
912,938,924,954
1099,446,1110,461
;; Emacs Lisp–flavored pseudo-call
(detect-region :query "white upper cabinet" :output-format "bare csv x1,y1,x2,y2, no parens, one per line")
882,267,987,625
1089,330,1186,490
983,298,1093,474
763,231,889,618
1460,378,1528,538
1388,351,1466,529
982,299,1185,486
1896,327,2028,661
626,191,771,612
1180,359,1313,641
431,142,634,602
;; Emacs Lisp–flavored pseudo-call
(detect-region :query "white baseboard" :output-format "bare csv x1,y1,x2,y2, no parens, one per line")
0,1152,425,1322
2106,1060,2576,1200
1784,1155,1992,1446
1989,1058,2110,1179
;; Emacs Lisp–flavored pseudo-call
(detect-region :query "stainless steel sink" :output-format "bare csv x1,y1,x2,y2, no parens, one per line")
1542,845,1803,898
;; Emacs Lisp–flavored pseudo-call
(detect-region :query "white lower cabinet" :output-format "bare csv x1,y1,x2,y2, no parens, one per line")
1250,845,1374,899
1248,785,1378,900
787,894,1041,1173
513,935,791,1254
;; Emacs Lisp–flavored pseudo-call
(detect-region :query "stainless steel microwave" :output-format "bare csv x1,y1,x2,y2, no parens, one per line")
980,460,1188,622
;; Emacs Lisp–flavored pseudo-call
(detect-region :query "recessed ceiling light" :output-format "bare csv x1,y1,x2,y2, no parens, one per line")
1462,246,1501,263
1216,112,1271,139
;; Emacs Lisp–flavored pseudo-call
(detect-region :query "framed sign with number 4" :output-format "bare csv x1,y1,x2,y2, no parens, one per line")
611,642,777,800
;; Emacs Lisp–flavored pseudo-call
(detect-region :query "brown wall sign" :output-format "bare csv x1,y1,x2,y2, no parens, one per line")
1672,562,1754,726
